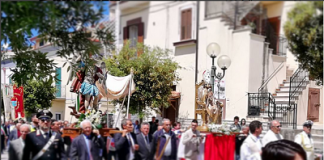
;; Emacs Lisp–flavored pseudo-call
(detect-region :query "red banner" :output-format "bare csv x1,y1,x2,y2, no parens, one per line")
205,134,235,160
12,85,25,119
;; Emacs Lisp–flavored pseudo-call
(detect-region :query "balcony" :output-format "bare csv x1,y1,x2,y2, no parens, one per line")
206,2,287,56
55,85,66,99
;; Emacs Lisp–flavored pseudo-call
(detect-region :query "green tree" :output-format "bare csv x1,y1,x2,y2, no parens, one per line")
284,1,323,85
1,2,114,86
104,42,181,118
23,80,57,116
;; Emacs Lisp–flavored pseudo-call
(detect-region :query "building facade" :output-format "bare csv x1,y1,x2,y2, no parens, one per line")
109,1,323,127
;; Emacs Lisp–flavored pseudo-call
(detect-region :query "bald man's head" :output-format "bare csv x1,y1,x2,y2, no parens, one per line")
270,120,281,134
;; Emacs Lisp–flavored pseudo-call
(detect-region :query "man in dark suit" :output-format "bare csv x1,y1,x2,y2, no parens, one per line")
114,119,140,160
136,122,152,160
22,110,66,160
69,119,107,160
149,116,157,136
150,118,177,160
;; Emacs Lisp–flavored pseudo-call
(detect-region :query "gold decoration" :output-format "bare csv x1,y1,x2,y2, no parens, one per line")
195,80,223,131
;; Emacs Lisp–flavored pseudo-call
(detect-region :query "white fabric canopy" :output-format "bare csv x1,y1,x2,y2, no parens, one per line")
97,73,136,126
101,73,136,100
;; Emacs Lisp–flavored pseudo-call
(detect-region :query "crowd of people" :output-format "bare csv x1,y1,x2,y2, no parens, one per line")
0,110,318,160
232,116,316,160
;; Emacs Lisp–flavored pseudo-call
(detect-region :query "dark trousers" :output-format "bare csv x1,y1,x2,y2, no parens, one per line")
161,155,175,160
107,151,116,160
1,135,5,153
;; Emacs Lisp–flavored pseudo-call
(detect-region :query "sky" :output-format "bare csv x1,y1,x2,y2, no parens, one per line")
1,1,110,50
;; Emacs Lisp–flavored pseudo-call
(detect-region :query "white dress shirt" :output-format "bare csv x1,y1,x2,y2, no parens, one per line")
240,134,262,160
126,133,135,160
262,130,283,147
39,129,51,139
20,137,25,148
162,129,172,156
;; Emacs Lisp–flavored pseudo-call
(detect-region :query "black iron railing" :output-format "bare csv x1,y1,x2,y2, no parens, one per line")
248,93,276,119
253,16,288,56
289,67,309,108
248,93,298,129
274,104,297,129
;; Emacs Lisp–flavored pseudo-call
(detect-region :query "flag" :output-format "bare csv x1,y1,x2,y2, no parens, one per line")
12,85,25,119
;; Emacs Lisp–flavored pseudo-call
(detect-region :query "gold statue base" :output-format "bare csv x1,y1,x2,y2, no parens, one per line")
197,125,209,132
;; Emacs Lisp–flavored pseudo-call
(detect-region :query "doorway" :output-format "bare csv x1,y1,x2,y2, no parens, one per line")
162,99,179,125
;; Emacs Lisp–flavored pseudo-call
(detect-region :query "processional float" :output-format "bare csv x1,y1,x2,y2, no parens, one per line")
62,55,135,138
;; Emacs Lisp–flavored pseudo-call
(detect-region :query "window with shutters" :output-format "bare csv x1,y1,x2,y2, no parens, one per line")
129,25,138,48
55,113,61,120
123,17,144,56
181,9,192,40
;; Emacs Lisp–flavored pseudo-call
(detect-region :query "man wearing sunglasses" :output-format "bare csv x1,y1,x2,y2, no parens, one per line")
22,110,66,160
262,120,284,147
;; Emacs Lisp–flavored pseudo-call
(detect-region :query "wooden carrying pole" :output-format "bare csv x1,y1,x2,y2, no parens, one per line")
126,68,133,118
61,128,123,138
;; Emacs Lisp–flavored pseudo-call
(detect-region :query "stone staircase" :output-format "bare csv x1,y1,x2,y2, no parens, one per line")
273,79,308,105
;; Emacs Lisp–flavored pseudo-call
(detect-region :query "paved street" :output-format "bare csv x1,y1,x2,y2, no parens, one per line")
1,150,9,160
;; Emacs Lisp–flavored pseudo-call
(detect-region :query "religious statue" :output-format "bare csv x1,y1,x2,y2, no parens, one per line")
195,72,224,131
68,53,87,115
205,89,223,124
80,63,105,111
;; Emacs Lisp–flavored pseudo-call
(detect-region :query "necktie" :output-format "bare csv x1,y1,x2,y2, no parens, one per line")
44,133,49,140
145,136,150,150
127,134,134,152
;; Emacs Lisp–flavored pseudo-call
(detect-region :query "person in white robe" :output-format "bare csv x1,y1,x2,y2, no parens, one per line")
294,120,315,160
262,120,284,147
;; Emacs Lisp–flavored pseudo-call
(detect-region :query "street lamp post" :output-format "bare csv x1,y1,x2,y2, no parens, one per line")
206,43,221,93
206,43,231,95
206,43,231,124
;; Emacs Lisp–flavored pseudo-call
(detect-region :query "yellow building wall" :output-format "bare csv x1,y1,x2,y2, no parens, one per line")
51,100,65,121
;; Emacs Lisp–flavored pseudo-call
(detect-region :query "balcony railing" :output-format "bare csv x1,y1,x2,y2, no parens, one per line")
289,67,309,107
248,93,276,118
55,85,66,98
248,92,297,128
